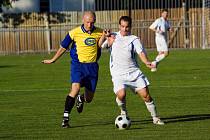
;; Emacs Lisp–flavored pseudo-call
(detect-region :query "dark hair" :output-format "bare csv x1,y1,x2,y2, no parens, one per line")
119,16,132,27
161,9,168,13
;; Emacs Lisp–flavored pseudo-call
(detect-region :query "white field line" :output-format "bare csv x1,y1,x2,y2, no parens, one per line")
0,85,210,92
0,88,66,92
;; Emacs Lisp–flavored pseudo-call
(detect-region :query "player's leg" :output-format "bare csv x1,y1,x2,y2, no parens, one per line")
156,38,168,60
156,49,169,62
116,89,127,116
76,62,99,113
84,88,95,102
129,72,164,125
152,37,168,72
151,37,161,72
62,83,81,128
112,76,128,116
62,61,82,128
136,87,164,125
76,87,95,113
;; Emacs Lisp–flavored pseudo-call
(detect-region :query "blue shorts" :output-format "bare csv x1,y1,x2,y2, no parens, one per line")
71,61,99,93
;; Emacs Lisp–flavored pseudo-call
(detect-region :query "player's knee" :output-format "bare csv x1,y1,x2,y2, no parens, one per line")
69,89,80,97
164,51,169,57
117,94,126,101
69,92,77,98
116,89,126,100
70,84,80,97
142,93,152,102
144,96,152,102
69,88,80,98
142,95,151,102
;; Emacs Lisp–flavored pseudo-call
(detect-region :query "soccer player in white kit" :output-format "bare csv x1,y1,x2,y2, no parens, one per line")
101,16,164,125
149,9,173,72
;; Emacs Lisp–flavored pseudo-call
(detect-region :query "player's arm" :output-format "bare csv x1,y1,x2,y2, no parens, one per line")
149,19,163,34
168,26,173,32
149,20,157,31
169,28,173,32
149,26,156,32
98,29,111,48
167,22,173,32
42,47,66,64
42,33,72,64
138,51,153,69
101,35,116,49
107,34,116,47
149,26,163,34
133,38,154,69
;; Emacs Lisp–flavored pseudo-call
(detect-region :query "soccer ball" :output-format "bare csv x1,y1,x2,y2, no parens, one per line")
115,115,131,130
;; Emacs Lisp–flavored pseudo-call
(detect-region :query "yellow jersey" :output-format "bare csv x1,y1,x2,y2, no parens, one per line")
60,25,103,63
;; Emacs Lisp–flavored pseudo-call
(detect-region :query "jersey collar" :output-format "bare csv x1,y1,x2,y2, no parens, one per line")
81,24,96,34
118,31,131,37
161,17,166,21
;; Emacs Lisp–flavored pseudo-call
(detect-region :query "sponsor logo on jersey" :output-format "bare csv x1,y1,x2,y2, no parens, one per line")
84,38,96,46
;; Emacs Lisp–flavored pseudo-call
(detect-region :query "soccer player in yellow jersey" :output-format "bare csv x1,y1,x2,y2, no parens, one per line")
42,11,107,128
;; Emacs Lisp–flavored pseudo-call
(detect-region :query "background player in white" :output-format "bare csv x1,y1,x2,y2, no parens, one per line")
101,16,164,125
149,9,173,72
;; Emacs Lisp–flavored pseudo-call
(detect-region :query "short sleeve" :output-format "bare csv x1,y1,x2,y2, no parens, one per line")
60,33,73,49
149,19,159,29
132,38,144,54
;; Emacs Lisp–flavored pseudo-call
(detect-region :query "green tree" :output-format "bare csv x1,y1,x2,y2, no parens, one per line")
0,0,18,12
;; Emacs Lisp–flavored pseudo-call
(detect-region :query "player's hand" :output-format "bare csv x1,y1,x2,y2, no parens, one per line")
169,28,173,32
107,33,115,46
145,62,155,69
103,29,111,37
41,59,55,64
157,30,164,34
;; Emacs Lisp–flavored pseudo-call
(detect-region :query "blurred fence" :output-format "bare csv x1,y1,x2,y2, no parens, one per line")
0,1,209,55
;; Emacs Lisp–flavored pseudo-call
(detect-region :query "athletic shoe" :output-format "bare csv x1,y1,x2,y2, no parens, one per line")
62,118,70,128
151,61,157,72
153,117,165,125
76,94,84,113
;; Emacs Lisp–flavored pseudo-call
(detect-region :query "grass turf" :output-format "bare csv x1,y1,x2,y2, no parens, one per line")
0,49,210,140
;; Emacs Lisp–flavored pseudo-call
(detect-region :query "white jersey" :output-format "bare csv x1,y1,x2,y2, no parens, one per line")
102,32,145,77
149,17,171,39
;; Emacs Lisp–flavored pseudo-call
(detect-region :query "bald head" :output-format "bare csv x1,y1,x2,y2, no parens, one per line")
82,11,96,32
83,11,96,21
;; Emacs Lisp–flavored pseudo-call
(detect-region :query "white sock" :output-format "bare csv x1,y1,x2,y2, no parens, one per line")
116,97,127,115
155,54,165,63
64,111,69,118
145,100,158,118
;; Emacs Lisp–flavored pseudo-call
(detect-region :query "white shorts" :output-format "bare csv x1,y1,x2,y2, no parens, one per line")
111,70,150,94
155,36,168,52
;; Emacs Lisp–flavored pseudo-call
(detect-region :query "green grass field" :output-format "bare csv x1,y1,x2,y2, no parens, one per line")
0,49,210,140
